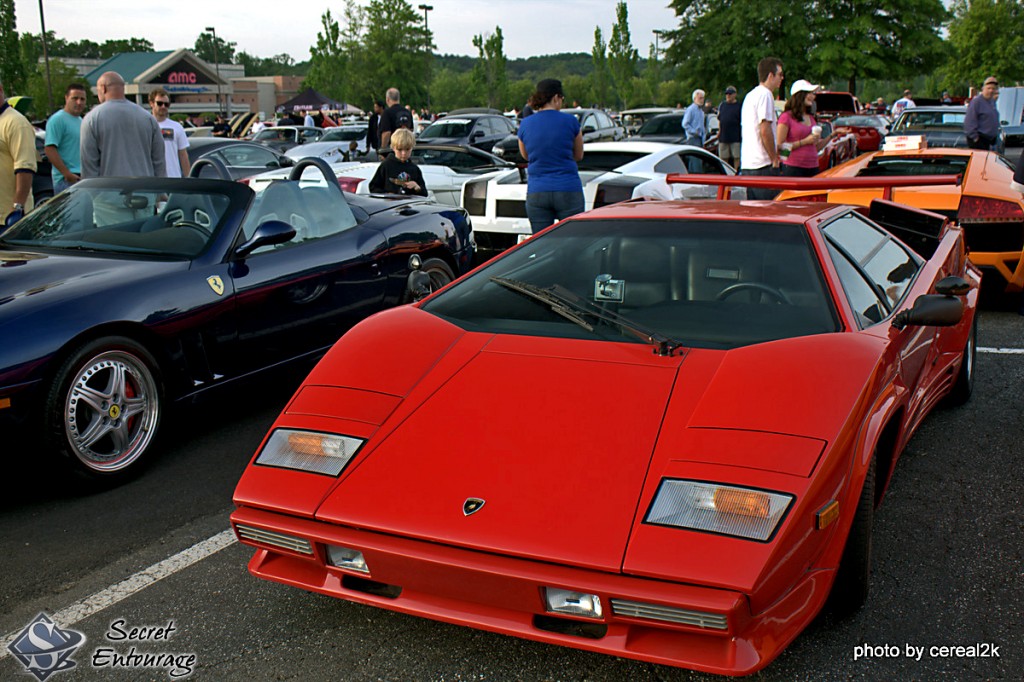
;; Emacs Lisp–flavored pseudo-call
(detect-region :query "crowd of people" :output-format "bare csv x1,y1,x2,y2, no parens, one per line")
2,64,1023,233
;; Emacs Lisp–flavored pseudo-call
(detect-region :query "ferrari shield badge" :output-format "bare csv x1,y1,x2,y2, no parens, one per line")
463,498,485,516
206,275,225,296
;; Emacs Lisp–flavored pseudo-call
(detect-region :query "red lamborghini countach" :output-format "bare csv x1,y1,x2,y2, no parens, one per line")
232,176,979,675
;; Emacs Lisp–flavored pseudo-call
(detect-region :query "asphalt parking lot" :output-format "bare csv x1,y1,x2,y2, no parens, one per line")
1,298,1022,681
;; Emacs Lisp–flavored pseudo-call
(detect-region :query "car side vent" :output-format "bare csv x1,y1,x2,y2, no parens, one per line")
235,524,313,555
533,615,608,640
341,575,402,599
610,599,728,630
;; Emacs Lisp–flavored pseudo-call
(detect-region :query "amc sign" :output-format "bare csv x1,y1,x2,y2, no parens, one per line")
168,72,198,84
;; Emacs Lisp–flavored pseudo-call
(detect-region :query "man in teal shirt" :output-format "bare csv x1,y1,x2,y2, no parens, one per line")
45,83,87,193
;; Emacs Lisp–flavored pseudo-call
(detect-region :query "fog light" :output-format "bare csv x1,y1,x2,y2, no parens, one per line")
326,545,369,573
544,588,603,619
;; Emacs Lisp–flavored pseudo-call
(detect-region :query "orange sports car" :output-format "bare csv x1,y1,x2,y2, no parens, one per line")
777,148,1024,292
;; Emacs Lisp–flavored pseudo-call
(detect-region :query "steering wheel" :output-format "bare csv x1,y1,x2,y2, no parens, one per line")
170,220,212,238
715,282,793,305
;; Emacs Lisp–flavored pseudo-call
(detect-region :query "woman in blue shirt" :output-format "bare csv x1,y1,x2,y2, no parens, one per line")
517,79,584,233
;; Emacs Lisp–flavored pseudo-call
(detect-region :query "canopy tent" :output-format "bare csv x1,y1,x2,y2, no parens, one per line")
275,88,363,115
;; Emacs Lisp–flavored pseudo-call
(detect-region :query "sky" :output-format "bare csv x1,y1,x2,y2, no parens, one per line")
14,0,680,61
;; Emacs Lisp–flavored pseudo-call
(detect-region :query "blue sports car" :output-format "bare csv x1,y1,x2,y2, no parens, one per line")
0,159,474,482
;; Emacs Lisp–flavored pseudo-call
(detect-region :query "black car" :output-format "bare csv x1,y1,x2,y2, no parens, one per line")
187,138,295,180
418,113,517,152
0,159,474,483
629,112,721,153
491,108,624,163
33,130,54,203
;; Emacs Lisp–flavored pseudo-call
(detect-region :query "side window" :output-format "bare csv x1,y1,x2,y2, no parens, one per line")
582,114,597,131
679,153,726,175
653,154,687,174
824,213,920,316
596,111,613,129
220,145,280,168
827,242,887,327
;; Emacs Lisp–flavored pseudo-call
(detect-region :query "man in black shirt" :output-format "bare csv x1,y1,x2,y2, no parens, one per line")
717,86,742,168
379,87,414,149
367,100,384,151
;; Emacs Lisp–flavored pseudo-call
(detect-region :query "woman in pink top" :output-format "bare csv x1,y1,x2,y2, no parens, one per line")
777,79,830,177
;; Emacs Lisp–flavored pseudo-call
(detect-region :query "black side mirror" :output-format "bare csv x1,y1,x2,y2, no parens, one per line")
405,254,432,301
892,294,964,330
234,220,296,258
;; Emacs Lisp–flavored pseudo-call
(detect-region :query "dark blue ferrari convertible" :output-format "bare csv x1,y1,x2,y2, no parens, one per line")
0,159,474,482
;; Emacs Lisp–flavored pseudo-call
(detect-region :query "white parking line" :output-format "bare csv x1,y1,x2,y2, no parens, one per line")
1,529,237,659
979,347,1024,354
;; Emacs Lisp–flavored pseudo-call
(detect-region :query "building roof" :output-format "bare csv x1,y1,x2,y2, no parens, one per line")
84,51,174,84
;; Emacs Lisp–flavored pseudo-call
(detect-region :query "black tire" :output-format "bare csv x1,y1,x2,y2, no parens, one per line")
827,456,875,616
404,257,455,303
945,314,977,406
43,336,163,482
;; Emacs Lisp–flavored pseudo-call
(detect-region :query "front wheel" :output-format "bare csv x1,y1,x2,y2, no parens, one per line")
945,314,977,406
827,456,875,616
44,337,163,482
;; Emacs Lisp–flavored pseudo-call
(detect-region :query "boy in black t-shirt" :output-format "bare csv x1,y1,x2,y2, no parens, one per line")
369,128,427,196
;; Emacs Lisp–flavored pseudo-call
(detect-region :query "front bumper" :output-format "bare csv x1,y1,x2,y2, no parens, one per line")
231,506,833,676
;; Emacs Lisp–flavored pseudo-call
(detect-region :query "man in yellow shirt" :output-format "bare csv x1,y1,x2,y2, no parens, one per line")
0,80,36,227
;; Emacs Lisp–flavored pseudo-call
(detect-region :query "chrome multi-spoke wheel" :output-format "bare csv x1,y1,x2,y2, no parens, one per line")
47,338,162,478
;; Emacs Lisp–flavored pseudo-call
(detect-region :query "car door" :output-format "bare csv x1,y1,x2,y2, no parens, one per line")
823,213,938,416
227,182,388,367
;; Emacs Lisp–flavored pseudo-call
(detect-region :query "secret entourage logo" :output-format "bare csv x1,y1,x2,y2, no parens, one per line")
7,613,86,681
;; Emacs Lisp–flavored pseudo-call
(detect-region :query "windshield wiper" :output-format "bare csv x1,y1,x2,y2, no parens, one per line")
489,276,684,356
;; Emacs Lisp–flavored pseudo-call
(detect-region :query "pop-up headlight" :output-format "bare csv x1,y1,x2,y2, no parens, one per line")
254,428,364,476
645,479,793,542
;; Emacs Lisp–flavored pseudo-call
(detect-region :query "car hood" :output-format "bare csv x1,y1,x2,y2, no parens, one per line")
306,307,885,573
0,248,186,326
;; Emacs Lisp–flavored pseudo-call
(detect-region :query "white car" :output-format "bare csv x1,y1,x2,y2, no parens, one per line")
285,125,369,162
461,141,739,258
249,144,513,207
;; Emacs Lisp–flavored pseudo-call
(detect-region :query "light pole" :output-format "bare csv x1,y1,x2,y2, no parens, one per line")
38,0,54,113
417,5,433,111
205,27,223,116
418,4,433,32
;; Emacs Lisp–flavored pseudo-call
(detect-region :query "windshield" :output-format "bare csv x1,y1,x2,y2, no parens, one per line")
422,218,839,350
637,115,684,136
835,116,883,128
255,128,296,142
1,179,249,259
321,128,366,142
420,119,472,139
894,111,966,131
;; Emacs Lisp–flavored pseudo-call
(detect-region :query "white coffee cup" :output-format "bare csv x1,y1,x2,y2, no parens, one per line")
811,125,822,136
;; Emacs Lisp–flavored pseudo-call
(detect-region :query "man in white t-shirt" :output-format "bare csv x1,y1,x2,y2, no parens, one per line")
149,88,190,177
892,89,915,118
740,56,784,200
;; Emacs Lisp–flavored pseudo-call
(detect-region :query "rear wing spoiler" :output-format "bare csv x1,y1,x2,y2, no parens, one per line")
665,173,962,200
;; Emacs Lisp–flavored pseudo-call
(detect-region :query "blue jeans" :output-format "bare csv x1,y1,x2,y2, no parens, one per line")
741,165,781,200
525,191,585,233
53,177,72,194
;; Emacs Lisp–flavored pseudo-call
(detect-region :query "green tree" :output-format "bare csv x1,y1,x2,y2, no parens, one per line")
665,1,809,97
608,1,639,107
945,0,1024,91
193,32,236,64
25,58,83,118
306,8,349,100
472,27,507,109
429,67,475,110
361,0,433,106
640,42,660,106
67,39,101,59
100,38,154,58
812,0,947,93
0,0,25,94
591,27,610,107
